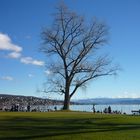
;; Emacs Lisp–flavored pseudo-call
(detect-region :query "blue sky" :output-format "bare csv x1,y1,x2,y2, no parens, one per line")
0,0,140,99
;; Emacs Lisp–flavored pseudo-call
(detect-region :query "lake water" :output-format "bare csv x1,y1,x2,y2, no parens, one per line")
32,104,140,114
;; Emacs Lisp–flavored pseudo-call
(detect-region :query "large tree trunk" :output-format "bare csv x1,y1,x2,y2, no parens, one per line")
63,94,70,110
63,85,70,110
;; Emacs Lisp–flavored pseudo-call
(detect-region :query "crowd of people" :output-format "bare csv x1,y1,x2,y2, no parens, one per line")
0,103,59,112
0,104,31,112
0,95,55,112
92,105,124,114
0,104,125,114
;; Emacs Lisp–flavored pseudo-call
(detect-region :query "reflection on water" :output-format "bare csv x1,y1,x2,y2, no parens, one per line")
31,104,140,114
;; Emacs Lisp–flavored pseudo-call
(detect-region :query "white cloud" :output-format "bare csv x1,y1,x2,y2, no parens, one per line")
0,33,45,67
7,52,21,58
0,33,22,52
28,74,34,78
20,57,45,66
44,70,51,75
1,76,14,81
114,91,140,98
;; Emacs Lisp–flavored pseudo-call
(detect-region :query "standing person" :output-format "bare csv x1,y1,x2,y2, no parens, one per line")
27,104,31,112
54,106,57,111
108,106,111,114
92,104,96,113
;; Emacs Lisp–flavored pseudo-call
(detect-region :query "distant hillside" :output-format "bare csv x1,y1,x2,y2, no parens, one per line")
75,98,140,105
0,94,63,107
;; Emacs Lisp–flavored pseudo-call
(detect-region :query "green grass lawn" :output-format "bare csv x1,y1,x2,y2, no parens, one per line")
0,111,140,140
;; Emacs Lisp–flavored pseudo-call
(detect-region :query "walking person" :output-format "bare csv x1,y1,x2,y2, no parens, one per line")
92,104,96,113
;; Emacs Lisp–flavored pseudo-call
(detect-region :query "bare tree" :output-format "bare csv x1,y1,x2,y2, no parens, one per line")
41,3,118,110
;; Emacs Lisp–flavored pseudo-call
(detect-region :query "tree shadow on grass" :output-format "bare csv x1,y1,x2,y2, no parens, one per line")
0,116,140,140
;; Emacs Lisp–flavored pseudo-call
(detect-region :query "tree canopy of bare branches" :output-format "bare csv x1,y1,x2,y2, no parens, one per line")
41,3,118,110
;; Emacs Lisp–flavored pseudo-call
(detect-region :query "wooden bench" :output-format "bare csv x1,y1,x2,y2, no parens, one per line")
131,110,140,115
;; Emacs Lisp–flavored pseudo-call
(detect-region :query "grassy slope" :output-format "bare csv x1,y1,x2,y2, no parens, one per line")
0,112,140,140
